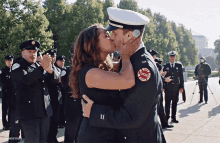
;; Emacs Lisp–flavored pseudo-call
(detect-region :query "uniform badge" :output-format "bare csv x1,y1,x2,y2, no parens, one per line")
31,41,35,45
166,67,169,70
142,61,146,63
12,63,20,71
27,68,34,72
137,68,151,82
61,70,66,77
0,70,2,74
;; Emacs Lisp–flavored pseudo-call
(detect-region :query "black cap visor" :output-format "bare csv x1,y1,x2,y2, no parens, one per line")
169,54,176,57
104,24,119,31
22,46,38,51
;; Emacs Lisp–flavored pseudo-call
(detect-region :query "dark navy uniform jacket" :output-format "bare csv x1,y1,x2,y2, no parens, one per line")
163,63,184,89
47,66,62,107
89,47,166,143
0,66,13,100
61,66,83,120
194,62,211,84
10,58,57,120
163,62,184,101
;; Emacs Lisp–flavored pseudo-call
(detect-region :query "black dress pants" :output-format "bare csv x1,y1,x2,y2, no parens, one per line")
47,103,59,142
158,93,168,126
165,87,179,120
2,97,11,127
58,104,65,126
8,110,25,143
20,117,50,143
64,117,82,143
199,82,208,102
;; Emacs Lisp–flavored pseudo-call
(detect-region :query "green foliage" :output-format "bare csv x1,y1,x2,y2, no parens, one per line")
214,39,220,65
0,0,53,68
171,23,198,66
210,71,219,77
118,0,138,12
205,56,216,71
0,0,198,68
103,0,114,24
186,70,195,77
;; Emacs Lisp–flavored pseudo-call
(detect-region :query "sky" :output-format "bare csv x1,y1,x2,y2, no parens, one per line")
64,0,220,48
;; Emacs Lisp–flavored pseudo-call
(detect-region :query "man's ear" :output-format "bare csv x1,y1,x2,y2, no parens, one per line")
21,50,24,56
125,31,133,40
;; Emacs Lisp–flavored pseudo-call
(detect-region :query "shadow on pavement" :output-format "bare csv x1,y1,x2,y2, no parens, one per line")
0,128,8,134
177,102,185,106
178,103,205,118
208,105,220,118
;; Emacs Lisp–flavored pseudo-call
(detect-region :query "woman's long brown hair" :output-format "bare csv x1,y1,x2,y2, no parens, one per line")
69,24,113,98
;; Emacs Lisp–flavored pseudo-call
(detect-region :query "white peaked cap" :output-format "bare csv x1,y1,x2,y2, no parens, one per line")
168,51,178,56
104,7,150,31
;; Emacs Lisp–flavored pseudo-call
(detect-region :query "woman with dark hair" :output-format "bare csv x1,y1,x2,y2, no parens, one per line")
69,24,140,142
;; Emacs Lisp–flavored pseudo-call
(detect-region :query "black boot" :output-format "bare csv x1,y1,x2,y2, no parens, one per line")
171,118,179,123
162,123,174,129
198,101,203,104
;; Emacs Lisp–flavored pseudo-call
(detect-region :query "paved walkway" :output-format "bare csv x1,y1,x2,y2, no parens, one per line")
0,77,220,142
163,77,220,143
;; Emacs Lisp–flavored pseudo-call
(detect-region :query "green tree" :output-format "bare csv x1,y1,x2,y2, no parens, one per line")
205,56,216,71
181,25,198,66
69,0,104,41
43,0,67,53
214,39,220,65
0,0,53,68
118,0,138,12
150,13,178,63
102,0,114,24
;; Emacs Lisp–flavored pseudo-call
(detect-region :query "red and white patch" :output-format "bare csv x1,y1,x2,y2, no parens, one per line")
137,68,151,82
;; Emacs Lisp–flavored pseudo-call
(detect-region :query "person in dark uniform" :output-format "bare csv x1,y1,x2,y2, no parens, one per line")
10,40,55,143
147,49,174,129
81,7,166,143
42,49,62,143
163,51,184,123
194,57,211,104
63,52,83,143
8,56,25,143
55,55,66,128
0,55,14,130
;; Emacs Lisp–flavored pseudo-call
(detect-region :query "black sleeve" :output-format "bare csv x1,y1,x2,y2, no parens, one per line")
194,65,198,77
0,68,10,85
0,68,4,84
204,64,211,76
45,67,60,84
179,64,184,88
61,68,69,91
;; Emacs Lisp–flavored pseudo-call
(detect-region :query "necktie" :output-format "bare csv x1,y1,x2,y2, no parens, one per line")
171,64,173,69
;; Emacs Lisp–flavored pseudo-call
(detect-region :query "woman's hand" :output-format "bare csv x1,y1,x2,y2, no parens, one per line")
119,36,142,59
82,95,94,118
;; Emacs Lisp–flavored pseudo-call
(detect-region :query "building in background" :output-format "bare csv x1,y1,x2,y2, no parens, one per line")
190,30,216,58
185,30,217,71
